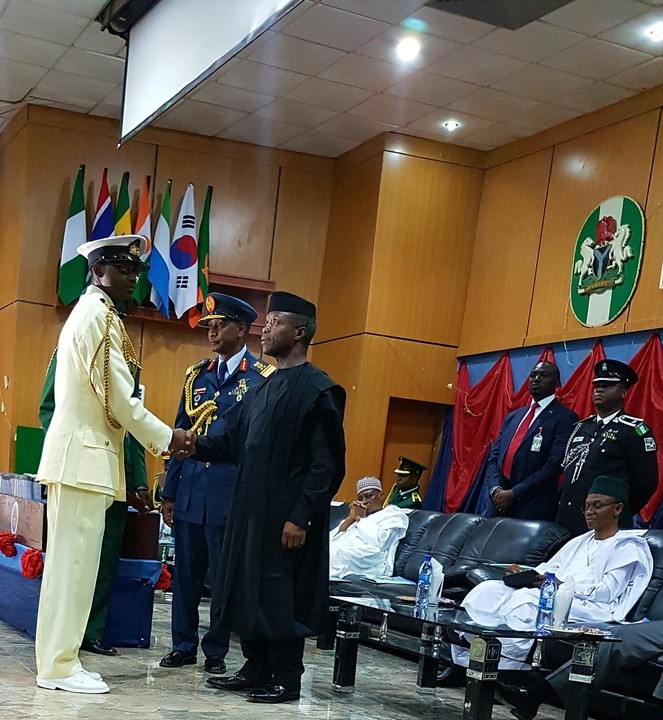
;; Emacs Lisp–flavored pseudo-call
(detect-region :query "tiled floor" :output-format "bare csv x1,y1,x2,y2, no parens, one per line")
0,595,565,719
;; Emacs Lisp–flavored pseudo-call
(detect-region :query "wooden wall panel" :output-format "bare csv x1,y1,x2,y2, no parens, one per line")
0,128,27,310
12,304,66,433
458,149,553,356
313,334,456,501
627,112,663,332
270,166,334,305
315,153,383,343
381,398,445,501
526,111,660,346
0,305,17,470
155,146,279,281
367,152,484,345
20,123,156,306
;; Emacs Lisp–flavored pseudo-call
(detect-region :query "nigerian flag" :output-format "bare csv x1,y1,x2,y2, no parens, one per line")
58,164,87,304
114,171,132,235
187,185,213,328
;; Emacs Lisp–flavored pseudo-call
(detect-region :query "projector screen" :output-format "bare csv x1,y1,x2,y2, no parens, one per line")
120,0,303,144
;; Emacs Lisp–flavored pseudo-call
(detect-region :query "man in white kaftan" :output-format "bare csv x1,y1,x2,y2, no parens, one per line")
330,476,408,579
452,476,653,670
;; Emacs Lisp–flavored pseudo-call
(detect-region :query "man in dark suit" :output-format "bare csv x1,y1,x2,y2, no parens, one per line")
486,361,577,521
159,294,274,674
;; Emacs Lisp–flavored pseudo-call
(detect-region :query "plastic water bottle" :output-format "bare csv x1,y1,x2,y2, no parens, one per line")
535,572,557,631
415,554,433,609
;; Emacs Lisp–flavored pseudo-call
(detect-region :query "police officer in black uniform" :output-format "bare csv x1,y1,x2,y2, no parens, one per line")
556,359,658,537
160,294,275,673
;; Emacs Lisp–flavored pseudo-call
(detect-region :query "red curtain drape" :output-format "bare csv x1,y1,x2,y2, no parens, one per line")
627,334,663,522
446,355,514,512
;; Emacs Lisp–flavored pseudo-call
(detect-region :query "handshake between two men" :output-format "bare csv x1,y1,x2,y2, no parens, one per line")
168,428,197,457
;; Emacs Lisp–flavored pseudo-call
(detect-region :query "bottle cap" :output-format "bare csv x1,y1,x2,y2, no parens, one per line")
545,572,555,580
424,553,432,561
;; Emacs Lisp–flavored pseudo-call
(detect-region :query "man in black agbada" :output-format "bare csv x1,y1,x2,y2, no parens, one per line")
184,291,346,704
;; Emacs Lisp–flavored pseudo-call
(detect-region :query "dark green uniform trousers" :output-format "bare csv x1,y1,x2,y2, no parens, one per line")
84,501,127,643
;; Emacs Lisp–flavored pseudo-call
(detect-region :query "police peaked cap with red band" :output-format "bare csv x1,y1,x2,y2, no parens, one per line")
267,291,316,319
199,293,258,326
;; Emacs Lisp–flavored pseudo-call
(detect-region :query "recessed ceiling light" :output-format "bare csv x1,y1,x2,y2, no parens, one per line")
648,22,663,42
442,120,461,132
396,37,420,62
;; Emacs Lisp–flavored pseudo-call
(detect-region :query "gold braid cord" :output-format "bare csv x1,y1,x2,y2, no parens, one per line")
183,367,216,434
89,307,141,430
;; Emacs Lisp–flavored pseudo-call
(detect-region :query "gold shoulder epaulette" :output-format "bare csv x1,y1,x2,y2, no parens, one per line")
255,359,276,378
186,359,209,376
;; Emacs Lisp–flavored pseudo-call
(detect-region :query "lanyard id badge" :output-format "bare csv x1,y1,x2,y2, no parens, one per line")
531,429,543,452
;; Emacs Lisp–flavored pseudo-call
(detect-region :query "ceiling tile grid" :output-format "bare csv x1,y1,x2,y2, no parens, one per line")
0,0,662,156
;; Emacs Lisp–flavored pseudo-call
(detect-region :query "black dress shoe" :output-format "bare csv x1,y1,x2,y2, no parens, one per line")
496,682,541,720
436,663,466,688
81,639,117,656
159,650,197,668
204,656,227,674
207,672,257,691
246,684,300,703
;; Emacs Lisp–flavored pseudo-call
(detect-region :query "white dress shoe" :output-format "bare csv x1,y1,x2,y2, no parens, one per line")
83,669,102,681
37,670,109,694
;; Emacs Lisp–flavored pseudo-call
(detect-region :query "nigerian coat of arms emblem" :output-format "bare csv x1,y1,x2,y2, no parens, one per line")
569,195,644,327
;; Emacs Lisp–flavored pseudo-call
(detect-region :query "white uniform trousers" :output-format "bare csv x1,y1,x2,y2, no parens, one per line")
35,483,113,679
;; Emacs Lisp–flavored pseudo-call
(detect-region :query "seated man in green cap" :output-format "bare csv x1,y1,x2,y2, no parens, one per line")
448,476,653,674
384,456,426,509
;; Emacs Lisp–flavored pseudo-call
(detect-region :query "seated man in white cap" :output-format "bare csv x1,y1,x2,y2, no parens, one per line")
330,476,409,579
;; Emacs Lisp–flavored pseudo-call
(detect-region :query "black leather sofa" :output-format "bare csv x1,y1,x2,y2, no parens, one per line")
328,505,663,718
328,505,570,648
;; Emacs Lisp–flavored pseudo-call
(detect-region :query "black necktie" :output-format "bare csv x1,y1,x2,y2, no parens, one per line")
217,360,227,381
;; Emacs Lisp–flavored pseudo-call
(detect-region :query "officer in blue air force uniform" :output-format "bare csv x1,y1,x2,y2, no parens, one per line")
160,293,275,674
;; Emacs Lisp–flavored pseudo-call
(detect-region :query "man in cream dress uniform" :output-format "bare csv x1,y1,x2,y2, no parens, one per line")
35,235,188,694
